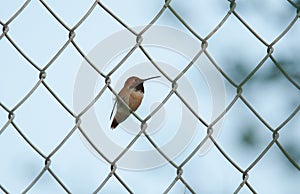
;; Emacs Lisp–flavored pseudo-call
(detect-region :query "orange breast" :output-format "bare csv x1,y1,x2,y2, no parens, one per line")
129,91,144,111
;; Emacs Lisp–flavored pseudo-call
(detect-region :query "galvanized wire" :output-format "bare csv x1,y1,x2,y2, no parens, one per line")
0,0,299,193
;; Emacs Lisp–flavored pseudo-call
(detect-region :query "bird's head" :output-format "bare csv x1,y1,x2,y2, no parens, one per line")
124,76,161,91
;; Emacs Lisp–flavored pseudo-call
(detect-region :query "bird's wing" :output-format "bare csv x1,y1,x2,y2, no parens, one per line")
109,99,117,120
110,88,129,120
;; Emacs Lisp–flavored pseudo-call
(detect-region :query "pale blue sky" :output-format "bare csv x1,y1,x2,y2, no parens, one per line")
1,0,299,193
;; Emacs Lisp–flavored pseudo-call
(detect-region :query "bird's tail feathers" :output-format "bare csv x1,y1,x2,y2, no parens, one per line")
111,118,119,129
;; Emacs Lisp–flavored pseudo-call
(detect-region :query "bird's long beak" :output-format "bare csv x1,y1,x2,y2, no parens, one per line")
133,76,161,88
142,75,161,82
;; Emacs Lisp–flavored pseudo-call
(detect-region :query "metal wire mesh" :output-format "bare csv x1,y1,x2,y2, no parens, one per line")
1,0,299,193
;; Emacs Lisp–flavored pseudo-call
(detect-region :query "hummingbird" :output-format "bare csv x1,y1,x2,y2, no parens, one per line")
110,75,161,129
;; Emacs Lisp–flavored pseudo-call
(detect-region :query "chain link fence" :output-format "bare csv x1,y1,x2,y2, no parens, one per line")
1,0,299,193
